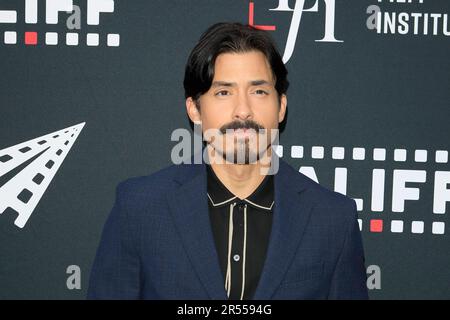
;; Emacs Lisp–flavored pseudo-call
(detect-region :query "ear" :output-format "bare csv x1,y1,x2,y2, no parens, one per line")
278,94,287,123
186,97,202,124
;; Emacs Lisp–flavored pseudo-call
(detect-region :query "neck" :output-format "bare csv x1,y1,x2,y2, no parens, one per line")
206,145,272,199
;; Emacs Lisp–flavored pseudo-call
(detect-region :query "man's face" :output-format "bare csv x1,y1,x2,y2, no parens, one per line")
186,50,287,164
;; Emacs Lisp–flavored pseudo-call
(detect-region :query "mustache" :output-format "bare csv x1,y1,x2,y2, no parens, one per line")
219,120,265,134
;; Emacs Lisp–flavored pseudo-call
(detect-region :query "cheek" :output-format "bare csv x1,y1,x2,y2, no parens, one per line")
199,101,226,122
252,99,280,122
256,112,280,129
200,113,223,130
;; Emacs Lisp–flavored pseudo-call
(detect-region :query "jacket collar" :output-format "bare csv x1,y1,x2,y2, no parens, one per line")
206,163,274,211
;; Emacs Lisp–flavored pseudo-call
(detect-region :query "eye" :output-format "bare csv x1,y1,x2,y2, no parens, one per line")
215,90,230,96
254,89,268,95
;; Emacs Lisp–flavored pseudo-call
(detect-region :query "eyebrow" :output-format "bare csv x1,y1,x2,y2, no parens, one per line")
211,80,272,87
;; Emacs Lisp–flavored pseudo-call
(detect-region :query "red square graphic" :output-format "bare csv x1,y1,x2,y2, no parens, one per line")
25,32,38,45
370,219,383,233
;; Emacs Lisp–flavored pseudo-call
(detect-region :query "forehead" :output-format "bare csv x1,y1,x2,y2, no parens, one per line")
213,51,274,82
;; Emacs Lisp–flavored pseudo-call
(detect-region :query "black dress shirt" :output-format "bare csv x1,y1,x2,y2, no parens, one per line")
206,164,274,300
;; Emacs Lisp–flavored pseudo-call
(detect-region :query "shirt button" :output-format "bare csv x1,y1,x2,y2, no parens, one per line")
233,254,240,262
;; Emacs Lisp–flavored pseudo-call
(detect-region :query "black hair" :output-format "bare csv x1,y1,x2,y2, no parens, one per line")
183,22,289,103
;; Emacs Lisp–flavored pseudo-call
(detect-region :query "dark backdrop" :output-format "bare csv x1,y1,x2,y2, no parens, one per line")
0,0,449,299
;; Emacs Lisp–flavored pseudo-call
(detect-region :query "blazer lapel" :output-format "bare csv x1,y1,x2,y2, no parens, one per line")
253,159,315,300
166,162,228,300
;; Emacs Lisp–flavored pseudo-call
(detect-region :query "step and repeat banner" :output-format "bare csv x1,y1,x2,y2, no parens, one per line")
0,0,449,299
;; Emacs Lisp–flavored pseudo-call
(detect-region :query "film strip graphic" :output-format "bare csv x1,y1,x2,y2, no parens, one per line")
2,31,120,47
0,122,85,228
274,145,449,235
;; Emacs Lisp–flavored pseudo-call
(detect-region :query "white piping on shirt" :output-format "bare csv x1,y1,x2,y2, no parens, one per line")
207,193,274,211
224,202,235,297
243,198,274,210
240,204,248,300
207,193,237,207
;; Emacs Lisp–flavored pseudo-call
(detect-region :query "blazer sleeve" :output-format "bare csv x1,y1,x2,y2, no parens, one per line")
327,200,369,299
87,182,141,299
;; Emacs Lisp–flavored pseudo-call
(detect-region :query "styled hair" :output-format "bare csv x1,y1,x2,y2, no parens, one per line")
183,22,289,102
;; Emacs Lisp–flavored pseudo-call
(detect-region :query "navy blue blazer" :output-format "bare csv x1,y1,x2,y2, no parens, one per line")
87,158,368,299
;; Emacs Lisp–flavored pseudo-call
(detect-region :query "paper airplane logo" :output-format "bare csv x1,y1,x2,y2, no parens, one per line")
0,122,85,228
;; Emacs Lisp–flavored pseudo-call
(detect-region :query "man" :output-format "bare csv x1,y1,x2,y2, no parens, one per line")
88,22,368,300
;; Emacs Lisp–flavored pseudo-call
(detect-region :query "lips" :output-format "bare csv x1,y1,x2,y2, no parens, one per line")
231,128,256,139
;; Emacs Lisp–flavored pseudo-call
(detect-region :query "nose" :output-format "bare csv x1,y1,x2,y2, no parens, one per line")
232,93,253,121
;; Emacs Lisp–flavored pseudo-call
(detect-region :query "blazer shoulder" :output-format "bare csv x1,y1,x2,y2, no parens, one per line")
114,163,181,202
307,178,355,209
282,160,355,209
114,162,202,204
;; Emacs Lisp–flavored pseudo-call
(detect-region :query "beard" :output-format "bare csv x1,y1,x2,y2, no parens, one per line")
206,120,271,165
215,136,260,164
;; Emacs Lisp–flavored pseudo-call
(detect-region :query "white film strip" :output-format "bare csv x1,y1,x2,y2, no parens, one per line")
0,122,85,228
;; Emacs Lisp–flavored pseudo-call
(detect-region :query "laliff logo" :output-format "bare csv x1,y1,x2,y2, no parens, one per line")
274,144,449,236
248,0,343,63
0,122,85,228
0,0,119,47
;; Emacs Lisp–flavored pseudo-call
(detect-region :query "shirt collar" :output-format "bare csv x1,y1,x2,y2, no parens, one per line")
206,164,274,211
